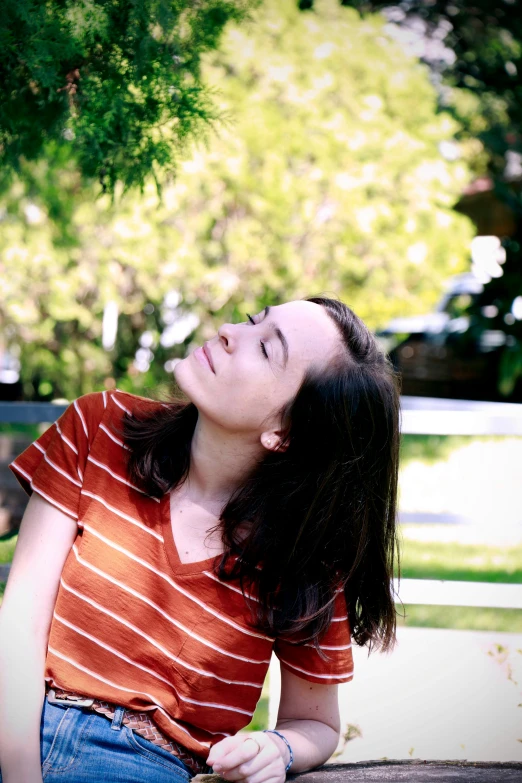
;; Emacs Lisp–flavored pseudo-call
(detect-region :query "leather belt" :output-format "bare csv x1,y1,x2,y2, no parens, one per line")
46,687,212,775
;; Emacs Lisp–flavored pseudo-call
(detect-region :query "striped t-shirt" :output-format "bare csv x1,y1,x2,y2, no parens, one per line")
9,390,354,760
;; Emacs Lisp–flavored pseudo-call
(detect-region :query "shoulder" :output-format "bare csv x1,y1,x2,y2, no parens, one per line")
82,389,167,431
69,390,165,447
104,389,167,418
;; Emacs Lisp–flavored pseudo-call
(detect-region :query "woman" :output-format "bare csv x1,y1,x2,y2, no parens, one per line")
0,296,400,783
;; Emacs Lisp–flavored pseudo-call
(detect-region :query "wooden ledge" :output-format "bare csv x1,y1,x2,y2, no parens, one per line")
290,760,522,782
195,760,522,783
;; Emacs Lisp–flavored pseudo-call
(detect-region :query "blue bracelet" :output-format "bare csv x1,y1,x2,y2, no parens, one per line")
263,729,294,772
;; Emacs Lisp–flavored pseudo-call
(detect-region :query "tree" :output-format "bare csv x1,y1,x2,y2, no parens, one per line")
324,0,522,394
0,0,260,194
0,0,473,400
311,0,522,177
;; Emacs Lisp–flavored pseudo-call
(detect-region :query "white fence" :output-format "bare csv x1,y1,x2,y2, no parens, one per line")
401,395,522,436
269,395,522,726
398,395,522,609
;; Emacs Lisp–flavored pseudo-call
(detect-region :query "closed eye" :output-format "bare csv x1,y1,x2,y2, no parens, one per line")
246,313,269,359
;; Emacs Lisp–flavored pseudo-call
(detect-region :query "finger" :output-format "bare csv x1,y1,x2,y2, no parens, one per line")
216,750,269,779
208,736,245,766
215,745,282,781
212,737,262,772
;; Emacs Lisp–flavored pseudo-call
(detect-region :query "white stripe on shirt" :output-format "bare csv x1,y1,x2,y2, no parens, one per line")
10,461,79,520
83,524,273,642
71,545,271,665
55,611,255,722
111,394,133,416
203,571,259,603
74,399,89,439
278,658,354,680
99,423,129,450
60,577,262,689
55,422,78,455
54,612,173,688
86,455,160,502
42,452,82,487
46,645,212,747
80,492,164,540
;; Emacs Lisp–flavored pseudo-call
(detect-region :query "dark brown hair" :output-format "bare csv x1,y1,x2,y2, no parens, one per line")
123,296,401,653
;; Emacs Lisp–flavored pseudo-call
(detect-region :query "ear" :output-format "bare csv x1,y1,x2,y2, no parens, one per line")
260,429,289,453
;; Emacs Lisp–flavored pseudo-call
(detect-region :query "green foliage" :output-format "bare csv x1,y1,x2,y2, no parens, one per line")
331,0,522,395
0,0,260,194
0,534,18,565
327,0,522,177
0,0,473,399
0,423,41,438
241,677,269,732
465,232,522,398
196,0,472,329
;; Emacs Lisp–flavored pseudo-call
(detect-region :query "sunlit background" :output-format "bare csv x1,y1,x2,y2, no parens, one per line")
1,0,521,765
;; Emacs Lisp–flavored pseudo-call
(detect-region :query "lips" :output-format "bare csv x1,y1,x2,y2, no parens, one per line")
203,342,215,373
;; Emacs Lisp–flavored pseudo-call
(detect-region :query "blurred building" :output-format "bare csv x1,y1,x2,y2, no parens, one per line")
378,175,522,402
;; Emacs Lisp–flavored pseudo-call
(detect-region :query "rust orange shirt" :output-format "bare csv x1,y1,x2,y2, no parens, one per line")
10,391,354,760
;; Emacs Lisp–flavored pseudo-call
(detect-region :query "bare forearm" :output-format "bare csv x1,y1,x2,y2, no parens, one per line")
0,618,46,783
0,493,76,783
272,719,340,773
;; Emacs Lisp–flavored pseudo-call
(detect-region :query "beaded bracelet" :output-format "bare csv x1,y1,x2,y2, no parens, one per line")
263,729,294,773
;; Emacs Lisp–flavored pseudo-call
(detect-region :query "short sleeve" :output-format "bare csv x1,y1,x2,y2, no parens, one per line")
9,392,106,521
273,589,354,685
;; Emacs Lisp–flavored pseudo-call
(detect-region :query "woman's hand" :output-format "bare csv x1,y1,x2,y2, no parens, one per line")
207,731,289,783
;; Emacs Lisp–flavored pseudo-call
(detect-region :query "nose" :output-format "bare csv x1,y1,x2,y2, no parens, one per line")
217,322,237,352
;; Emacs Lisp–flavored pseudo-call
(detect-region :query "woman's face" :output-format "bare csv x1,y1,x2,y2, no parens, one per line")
174,300,343,437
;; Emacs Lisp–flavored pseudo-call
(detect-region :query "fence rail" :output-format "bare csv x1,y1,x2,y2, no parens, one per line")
2,395,522,433
1,396,521,609
394,578,522,609
0,401,67,424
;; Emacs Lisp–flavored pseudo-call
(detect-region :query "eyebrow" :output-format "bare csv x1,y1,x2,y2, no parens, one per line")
261,305,289,369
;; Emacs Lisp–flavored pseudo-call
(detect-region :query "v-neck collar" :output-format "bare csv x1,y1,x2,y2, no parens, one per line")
160,490,223,576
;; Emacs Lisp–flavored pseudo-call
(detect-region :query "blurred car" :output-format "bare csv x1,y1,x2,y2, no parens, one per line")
0,345,22,401
376,272,521,402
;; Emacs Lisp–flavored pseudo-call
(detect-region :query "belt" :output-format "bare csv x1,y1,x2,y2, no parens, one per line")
46,687,212,776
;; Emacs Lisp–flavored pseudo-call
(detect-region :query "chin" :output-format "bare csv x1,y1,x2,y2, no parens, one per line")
174,360,210,409
172,359,193,395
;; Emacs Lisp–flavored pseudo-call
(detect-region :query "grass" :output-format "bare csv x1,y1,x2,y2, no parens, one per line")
4,528,520,580
397,605,522,633
400,434,474,465
397,535,522,584
2,528,521,633
399,433,513,465
397,533,522,633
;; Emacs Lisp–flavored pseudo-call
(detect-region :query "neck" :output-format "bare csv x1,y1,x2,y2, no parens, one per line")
185,413,262,505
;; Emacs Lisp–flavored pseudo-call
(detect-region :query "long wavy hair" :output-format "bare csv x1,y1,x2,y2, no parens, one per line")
123,296,401,653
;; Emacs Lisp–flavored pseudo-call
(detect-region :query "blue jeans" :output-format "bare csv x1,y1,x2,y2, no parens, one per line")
0,697,193,782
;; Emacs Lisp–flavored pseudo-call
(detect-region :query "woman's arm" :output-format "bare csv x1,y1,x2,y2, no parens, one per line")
269,665,341,772
207,664,341,782
0,493,77,783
